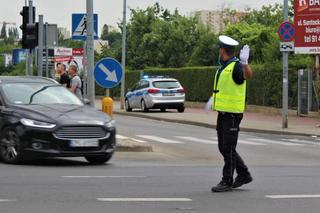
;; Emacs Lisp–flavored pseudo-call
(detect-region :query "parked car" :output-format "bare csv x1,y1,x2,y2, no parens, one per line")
0,76,116,164
125,76,185,112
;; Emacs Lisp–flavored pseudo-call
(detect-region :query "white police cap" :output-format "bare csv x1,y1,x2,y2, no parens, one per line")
218,35,239,49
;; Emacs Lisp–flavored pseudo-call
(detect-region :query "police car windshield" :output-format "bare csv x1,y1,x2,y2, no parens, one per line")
152,81,180,89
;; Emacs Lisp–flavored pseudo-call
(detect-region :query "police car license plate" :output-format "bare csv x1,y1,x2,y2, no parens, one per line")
163,93,174,96
69,139,99,147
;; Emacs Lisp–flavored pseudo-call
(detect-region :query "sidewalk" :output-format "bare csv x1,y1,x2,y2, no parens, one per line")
95,99,320,137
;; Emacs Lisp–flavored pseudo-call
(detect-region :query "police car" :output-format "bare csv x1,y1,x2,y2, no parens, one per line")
125,76,185,113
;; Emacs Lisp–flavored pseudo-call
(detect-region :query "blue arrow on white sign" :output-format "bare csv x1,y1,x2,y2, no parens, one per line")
94,58,123,89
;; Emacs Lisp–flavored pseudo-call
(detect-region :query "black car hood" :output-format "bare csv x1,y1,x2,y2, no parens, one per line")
11,104,111,125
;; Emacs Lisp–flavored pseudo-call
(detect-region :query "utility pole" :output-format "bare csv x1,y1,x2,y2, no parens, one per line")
37,15,43,76
282,0,289,128
27,0,33,76
120,0,127,110
86,0,95,106
45,22,49,77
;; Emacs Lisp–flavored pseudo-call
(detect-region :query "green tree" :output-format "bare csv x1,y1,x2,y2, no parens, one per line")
101,24,109,40
0,23,7,39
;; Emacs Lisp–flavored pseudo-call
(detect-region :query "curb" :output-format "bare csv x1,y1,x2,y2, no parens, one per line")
116,139,153,152
114,111,320,138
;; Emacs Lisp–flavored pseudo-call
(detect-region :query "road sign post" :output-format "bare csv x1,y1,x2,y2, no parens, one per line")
86,0,95,107
120,0,127,110
282,0,289,128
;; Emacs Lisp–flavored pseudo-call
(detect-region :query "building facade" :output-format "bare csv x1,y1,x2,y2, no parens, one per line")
195,10,248,34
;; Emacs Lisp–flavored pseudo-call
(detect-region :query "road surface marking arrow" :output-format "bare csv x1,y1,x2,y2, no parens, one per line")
98,63,118,82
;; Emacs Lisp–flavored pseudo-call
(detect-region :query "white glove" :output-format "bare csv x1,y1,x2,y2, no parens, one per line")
205,97,212,113
240,45,250,65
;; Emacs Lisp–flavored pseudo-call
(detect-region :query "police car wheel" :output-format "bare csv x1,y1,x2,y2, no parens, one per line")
141,100,149,112
125,99,132,112
177,106,185,113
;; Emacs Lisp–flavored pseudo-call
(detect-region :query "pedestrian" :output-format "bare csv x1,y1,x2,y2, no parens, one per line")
59,64,70,88
68,65,82,100
55,62,62,81
211,35,253,192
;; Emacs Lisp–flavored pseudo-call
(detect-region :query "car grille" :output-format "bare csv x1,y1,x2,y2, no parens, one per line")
54,126,107,139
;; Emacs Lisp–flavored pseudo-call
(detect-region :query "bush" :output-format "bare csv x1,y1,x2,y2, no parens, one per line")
95,64,310,109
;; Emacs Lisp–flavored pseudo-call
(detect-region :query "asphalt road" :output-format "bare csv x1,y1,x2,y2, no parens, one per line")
0,114,320,213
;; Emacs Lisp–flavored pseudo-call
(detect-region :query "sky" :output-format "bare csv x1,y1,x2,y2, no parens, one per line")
0,0,283,36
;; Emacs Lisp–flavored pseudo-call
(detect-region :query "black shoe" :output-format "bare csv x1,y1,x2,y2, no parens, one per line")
211,180,232,192
232,174,253,188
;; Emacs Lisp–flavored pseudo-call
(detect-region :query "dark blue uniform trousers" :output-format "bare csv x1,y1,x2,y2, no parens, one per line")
216,112,250,185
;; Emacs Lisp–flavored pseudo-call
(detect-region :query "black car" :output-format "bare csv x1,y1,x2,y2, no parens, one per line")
0,76,116,164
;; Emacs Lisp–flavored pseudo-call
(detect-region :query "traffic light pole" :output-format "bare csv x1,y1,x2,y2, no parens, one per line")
27,0,33,76
37,15,43,77
86,0,95,106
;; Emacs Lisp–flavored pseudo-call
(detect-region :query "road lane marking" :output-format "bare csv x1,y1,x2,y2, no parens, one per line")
282,138,318,145
0,199,16,202
175,136,218,144
116,135,129,139
131,138,147,143
211,137,265,145
62,176,146,178
117,134,147,143
97,198,192,202
265,195,320,199
238,140,266,146
136,135,183,144
252,138,304,146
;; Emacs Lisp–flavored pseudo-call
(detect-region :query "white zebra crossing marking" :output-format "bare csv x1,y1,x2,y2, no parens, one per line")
117,135,147,143
252,138,303,146
283,138,318,145
136,135,183,144
238,140,266,146
175,136,217,144
116,135,129,139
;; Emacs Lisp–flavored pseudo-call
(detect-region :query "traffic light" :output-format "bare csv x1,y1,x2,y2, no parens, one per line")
20,6,37,49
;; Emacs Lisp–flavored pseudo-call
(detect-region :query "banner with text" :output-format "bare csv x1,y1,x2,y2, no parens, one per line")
294,0,320,54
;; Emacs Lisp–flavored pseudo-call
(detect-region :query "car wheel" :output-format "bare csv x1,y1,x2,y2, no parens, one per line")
160,108,166,112
125,99,132,112
177,106,185,113
85,154,113,165
0,127,24,164
141,99,149,112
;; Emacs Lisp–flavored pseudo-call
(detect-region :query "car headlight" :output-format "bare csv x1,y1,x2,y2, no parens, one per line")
20,118,56,129
105,120,116,128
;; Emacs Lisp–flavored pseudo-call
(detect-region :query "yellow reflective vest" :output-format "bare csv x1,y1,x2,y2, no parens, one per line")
212,61,246,113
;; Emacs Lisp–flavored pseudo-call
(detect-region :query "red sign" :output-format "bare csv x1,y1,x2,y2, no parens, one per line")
72,48,84,56
294,0,320,54
53,56,74,63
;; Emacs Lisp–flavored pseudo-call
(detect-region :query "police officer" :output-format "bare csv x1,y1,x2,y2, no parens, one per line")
211,35,253,192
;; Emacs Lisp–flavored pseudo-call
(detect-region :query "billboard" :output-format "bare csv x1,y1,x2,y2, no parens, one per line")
294,0,320,54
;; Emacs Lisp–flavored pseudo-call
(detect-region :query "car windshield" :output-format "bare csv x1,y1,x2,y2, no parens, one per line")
1,83,83,106
152,81,180,89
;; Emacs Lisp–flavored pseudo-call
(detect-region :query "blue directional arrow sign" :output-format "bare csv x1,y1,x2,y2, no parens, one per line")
94,58,123,89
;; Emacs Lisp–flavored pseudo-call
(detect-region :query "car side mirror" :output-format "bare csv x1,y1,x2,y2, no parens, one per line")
82,98,91,105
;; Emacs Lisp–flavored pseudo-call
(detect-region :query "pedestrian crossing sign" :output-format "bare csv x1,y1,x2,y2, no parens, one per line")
72,13,98,40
